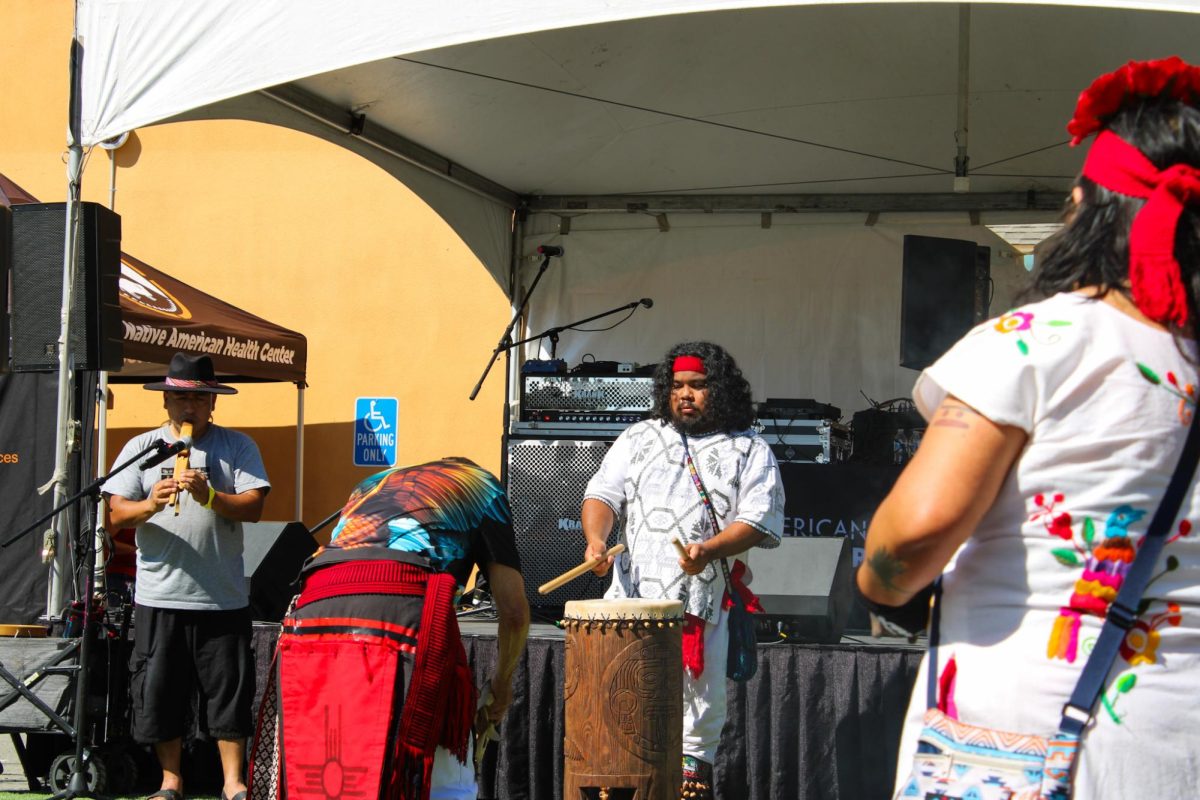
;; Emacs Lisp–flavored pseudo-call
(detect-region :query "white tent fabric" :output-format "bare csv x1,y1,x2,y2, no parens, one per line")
75,1,1200,290
70,0,1200,417
73,0,1200,151
518,211,1033,416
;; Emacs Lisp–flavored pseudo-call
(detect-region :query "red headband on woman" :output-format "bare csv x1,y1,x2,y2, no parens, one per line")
1082,130,1200,327
672,355,706,374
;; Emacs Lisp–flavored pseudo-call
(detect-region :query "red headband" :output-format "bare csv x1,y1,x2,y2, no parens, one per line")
672,355,706,374
1082,130,1200,327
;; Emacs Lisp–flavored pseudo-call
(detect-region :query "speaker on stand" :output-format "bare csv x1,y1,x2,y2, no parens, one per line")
899,234,991,370
10,202,123,372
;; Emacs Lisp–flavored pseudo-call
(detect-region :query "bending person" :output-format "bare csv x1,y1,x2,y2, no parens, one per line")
252,457,529,800
858,58,1200,800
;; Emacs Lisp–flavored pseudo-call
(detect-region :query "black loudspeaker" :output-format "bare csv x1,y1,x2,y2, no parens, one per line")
10,202,123,372
0,205,10,372
507,438,620,610
746,536,853,643
242,521,318,622
899,234,990,370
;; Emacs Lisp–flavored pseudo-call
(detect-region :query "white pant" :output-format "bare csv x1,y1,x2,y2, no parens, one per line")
682,605,730,763
429,743,476,800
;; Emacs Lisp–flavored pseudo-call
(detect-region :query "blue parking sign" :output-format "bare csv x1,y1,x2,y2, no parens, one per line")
354,397,398,467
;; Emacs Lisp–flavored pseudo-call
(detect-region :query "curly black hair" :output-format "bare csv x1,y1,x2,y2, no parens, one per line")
1027,96,1200,341
651,341,756,433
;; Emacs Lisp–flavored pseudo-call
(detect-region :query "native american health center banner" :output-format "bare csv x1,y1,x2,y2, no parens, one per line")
118,256,306,382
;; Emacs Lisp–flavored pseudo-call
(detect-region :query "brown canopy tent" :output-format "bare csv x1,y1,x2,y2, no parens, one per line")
113,251,305,381
2,173,307,383
1,171,308,516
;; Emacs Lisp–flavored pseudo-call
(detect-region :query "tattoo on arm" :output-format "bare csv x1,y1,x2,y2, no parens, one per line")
866,547,908,594
931,401,982,429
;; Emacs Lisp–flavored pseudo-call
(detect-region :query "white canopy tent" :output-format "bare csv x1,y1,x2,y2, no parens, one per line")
63,0,1200,418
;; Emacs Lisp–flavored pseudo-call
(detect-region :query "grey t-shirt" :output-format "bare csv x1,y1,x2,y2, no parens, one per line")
105,423,271,610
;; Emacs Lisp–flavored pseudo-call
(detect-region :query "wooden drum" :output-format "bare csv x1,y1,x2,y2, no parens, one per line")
563,598,683,800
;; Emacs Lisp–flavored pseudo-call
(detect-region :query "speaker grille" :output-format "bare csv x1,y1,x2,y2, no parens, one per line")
11,202,122,372
507,439,619,610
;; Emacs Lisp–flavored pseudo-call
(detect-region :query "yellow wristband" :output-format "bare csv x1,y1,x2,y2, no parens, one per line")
203,485,216,509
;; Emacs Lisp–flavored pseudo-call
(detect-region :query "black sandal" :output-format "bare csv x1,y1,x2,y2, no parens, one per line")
147,789,184,800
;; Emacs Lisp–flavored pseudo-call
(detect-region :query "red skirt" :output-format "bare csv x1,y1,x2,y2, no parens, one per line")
249,558,474,800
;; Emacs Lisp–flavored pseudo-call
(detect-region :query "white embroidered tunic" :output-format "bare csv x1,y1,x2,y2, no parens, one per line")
584,419,785,622
895,292,1200,800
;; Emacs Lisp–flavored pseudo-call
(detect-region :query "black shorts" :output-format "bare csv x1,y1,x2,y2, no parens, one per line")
129,605,255,743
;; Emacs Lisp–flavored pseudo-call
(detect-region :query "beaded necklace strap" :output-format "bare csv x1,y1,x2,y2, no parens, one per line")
681,433,736,592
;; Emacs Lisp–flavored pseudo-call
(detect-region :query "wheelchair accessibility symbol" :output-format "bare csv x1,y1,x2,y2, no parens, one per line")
354,397,398,467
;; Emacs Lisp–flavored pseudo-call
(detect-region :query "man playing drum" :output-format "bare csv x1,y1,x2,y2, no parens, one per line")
581,341,784,799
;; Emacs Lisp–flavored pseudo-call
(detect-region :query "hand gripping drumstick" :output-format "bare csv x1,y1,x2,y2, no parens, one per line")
169,421,193,515
671,537,689,559
537,543,626,595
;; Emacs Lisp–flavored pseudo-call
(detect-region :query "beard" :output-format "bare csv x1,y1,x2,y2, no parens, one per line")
671,407,714,434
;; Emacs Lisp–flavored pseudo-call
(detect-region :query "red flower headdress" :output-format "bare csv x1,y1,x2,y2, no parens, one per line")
1068,57,1200,328
1068,57,1200,146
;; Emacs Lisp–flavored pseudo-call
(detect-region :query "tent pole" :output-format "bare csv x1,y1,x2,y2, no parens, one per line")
45,35,87,619
93,150,118,587
295,383,305,522
953,3,971,191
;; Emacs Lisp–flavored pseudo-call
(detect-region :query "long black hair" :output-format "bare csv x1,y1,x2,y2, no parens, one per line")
651,341,756,433
1029,96,1200,339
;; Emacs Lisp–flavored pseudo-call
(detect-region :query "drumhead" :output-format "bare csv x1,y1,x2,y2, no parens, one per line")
563,598,683,620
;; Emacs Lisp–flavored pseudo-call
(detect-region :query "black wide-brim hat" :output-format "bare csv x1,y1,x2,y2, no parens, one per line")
143,352,238,395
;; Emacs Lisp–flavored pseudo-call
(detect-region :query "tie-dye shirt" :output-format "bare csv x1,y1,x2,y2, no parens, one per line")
324,457,520,589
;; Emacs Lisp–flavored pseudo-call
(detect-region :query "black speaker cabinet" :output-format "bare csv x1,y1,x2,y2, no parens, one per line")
899,234,990,370
11,202,123,372
747,536,853,643
242,521,318,622
0,205,10,372
507,438,620,611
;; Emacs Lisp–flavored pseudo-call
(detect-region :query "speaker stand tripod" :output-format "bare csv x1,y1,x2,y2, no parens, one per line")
1,437,177,799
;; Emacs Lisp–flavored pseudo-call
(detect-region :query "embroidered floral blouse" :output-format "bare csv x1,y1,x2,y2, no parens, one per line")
894,292,1200,800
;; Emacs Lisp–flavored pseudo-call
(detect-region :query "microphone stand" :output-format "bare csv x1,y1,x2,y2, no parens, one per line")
469,251,558,401
2,437,169,799
507,299,650,361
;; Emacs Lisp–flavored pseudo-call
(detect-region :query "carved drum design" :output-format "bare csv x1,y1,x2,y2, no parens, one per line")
563,598,683,800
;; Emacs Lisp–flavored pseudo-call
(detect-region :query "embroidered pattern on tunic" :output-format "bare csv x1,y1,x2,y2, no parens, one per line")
1137,362,1197,424
1033,491,1194,723
990,310,1073,355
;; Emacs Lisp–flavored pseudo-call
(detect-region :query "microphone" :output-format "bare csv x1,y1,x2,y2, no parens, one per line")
639,298,654,308
537,245,564,257
139,436,192,470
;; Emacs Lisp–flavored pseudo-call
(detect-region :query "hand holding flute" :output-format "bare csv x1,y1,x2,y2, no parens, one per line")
169,421,193,515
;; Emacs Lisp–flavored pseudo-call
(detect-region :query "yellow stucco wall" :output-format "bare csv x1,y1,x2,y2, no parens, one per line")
2,1,510,533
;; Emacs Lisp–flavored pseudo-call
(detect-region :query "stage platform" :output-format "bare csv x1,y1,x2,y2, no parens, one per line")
352,619,920,800
1,620,921,798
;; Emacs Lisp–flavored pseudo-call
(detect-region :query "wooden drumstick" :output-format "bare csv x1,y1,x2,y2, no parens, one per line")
169,421,193,515
671,537,689,559
537,543,626,595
